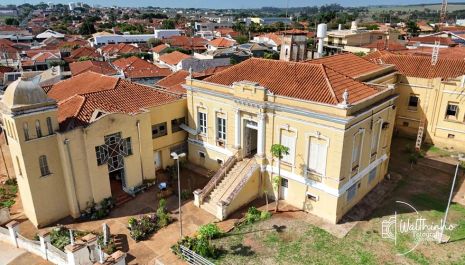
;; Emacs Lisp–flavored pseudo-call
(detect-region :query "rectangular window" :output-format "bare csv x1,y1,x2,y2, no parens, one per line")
198,112,207,134
351,131,363,175
171,117,185,133
307,137,327,175
152,122,167,139
446,103,459,119
199,151,206,158
347,182,358,202
217,117,226,141
35,120,42,138
368,167,377,183
306,193,318,202
281,133,295,165
408,95,419,111
46,117,53,135
39,155,50,176
371,122,381,157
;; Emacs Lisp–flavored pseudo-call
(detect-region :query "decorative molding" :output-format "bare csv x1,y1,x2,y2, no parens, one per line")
188,138,233,156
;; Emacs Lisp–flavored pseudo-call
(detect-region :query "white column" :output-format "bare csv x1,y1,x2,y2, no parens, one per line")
234,108,241,149
257,112,266,157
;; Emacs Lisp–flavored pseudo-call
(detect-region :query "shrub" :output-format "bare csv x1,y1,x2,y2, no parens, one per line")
128,215,157,241
181,190,192,200
156,199,171,228
81,197,115,221
244,206,272,224
171,236,220,259
260,211,272,220
198,223,222,239
48,226,87,251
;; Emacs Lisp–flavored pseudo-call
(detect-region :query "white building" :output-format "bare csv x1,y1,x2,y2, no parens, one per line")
36,30,65,40
154,29,183,39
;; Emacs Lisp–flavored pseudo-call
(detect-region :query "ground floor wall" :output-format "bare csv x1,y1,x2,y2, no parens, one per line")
187,139,231,171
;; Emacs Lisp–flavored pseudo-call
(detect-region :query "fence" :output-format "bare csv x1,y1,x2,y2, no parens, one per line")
179,245,215,265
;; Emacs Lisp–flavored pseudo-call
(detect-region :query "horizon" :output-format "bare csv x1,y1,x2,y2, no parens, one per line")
2,0,465,9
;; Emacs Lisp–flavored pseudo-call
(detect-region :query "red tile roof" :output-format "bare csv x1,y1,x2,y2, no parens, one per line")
164,36,207,51
305,53,385,78
69,60,118,76
68,47,101,60
365,51,465,78
257,33,283,46
408,36,456,46
156,70,189,95
48,72,182,130
100,43,140,56
208,37,236,48
113,56,171,78
204,58,379,105
151,44,169,53
159,51,191,65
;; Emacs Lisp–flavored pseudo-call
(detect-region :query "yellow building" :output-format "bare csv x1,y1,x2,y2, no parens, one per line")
186,54,399,223
365,51,465,152
0,71,186,227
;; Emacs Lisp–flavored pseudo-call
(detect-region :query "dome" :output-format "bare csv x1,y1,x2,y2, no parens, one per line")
2,78,55,111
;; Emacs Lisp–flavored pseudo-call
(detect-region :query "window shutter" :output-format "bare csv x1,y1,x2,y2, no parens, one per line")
308,138,318,171
316,143,327,174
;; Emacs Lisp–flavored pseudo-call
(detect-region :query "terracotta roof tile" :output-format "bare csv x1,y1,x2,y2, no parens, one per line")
49,72,182,130
113,56,171,78
408,36,456,46
362,40,407,51
208,37,236,48
204,58,379,105
156,70,189,95
70,60,118,76
159,51,191,65
68,47,101,60
305,53,385,78
164,36,207,51
151,44,169,53
365,51,465,78
100,43,140,56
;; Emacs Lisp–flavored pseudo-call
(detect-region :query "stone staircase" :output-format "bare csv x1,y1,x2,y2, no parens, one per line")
196,157,259,219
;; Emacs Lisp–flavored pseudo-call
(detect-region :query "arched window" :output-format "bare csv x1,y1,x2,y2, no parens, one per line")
23,122,29,141
46,117,53,135
35,120,42,138
39,155,50,176
16,156,22,176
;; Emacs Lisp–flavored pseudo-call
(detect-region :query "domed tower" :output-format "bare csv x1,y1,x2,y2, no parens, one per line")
1,77,69,227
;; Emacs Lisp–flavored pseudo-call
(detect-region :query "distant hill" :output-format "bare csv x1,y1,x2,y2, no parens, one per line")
367,3,465,12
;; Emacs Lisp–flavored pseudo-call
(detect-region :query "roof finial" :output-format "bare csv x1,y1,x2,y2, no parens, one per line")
338,89,351,109
188,66,193,78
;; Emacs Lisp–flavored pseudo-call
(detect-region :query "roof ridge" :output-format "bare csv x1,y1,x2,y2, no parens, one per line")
319,65,339,105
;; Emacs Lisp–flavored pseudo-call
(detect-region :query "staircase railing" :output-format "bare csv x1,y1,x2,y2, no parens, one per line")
199,151,239,203
223,159,259,206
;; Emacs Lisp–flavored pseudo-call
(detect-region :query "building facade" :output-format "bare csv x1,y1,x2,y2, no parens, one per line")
185,57,398,223
0,72,187,227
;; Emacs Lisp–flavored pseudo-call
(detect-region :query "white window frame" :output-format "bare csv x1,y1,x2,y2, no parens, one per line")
407,94,419,111
370,120,383,159
368,166,377,184
279,127,297,166
198,111,207,135
305,133,329,177
351,129,365,176
39,155,50,177
216,116,226,141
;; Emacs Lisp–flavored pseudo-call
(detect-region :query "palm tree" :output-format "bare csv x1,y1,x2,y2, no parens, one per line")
270,144,289,212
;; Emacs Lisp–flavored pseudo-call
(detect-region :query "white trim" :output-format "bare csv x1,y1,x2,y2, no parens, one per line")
397,116,421,122
278,125,298,167
266,153,387,197
304,131,330,178
443,90,465,96
370,119,383,157
351,128,365,176
273,113,344,132
188,137,233,156
435,126,465,134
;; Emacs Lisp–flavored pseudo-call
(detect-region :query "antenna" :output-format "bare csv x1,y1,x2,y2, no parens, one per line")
440,0,448,24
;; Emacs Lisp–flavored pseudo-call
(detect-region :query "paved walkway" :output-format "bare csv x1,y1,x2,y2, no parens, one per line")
0,241,53,265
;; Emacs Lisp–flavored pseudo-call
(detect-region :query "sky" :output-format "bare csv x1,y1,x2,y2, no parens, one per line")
4,0,464,8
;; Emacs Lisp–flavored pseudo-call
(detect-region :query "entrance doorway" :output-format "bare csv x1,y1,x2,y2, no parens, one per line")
244,126,258,157
109,168,126,198
154,151,162,170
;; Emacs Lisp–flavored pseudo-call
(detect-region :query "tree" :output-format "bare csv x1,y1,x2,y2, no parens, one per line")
270,144,289,212
79,20,96,36
406,21,420,37
147,38,162,48
5,18,19,26
234,35,249,44
264,51,279,60
161,19,176,29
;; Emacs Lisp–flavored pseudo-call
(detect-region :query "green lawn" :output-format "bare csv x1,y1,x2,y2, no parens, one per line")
210,138,465,265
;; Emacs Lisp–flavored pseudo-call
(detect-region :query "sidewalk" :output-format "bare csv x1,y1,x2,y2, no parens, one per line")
0,240,53,265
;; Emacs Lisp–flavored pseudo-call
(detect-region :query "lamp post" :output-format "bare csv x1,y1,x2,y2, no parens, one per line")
171,151,186,238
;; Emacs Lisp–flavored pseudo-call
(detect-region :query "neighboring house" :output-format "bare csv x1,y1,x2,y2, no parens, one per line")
407,36,457,48
164,36,208,53
0,39,20,67
213,28,239,39
158,51,191,72
98,43,141,58
237,43,272,57
36,29,65,40
113,56,172,85
0,71,187,227
252,33,283,51
207,37,236,51
366,51,465,151
151,44,170,61
20,50,62,71
69,60,118,76
0,65,14,90
185,55,397,223
0,25,33,42
65,46,102,62
361,40,407,52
